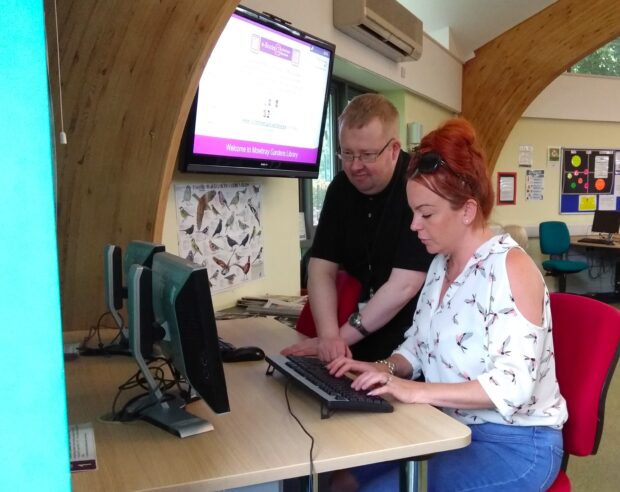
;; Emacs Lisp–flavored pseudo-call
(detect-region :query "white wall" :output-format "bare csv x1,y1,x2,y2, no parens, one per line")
243,0,462,111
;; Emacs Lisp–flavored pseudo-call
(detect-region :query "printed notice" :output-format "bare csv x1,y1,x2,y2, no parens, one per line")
69,423,97,472
526,170,544,201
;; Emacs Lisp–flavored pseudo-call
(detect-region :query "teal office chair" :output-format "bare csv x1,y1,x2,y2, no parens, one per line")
539,221,588,292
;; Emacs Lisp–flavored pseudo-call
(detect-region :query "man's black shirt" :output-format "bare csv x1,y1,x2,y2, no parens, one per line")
311,150,434,360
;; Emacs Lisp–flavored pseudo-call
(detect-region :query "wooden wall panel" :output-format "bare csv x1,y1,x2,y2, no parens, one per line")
45,0,239,331
462,0,620,170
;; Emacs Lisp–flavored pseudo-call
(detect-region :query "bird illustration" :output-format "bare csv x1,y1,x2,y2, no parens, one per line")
224,273,237,284
179,206,193,220
249,225,257,242
210,205,221,216
238,220,249,230
239,233,250,247
230,191,241,207
210,270,220,280
190,237,202,255
226,235,238,248
212,218,223,237
224,214,234,231
200,225,209,234
193,193,208,230
252,185,259,194
213,256,232,275
208,239,221,252
185,250,194,262
183,185,192,202
232,256,251,277
180,224,194,235
218,191,229,210
252,247,263,263
248,201,260,224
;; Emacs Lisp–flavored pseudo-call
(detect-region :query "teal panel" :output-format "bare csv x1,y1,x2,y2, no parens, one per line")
0,1,71,490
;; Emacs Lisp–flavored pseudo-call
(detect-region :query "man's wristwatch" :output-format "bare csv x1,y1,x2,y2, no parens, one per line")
348,312,370,337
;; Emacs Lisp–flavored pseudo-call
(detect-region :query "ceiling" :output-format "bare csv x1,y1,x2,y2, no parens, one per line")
398,0,558,61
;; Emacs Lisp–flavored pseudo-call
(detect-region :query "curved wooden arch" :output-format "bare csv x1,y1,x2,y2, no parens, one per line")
462,0,620,170
46,0,239,331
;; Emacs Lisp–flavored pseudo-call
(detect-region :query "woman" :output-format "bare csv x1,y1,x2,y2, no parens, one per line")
328,118,567,492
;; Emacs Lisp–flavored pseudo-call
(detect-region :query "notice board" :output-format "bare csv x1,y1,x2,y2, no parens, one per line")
560,147,620,214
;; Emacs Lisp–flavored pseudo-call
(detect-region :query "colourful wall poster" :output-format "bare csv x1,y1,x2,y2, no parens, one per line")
174,183,265,292
562,149,614,195
560,148,619,213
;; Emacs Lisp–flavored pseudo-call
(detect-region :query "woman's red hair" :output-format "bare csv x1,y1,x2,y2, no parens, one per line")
407,118,494,222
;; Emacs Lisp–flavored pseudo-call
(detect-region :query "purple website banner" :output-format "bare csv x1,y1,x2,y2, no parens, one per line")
259,37,293,60
194,135,318,163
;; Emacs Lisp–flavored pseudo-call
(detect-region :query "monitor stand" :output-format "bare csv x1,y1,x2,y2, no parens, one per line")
126,265,213,438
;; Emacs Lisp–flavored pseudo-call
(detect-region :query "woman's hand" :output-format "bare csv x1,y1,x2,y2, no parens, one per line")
356,371,422,404
326,356,380,378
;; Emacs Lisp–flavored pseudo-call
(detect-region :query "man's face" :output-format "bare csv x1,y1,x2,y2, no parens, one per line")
339,118,399,195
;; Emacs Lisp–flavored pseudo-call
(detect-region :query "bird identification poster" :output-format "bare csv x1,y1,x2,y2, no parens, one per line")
174,183,265,292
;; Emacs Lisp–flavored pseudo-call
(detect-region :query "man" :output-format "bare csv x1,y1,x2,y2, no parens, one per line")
283,94,433,362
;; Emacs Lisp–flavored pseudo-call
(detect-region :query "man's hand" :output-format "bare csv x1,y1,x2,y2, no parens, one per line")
280,337,320,357
317,336,351,362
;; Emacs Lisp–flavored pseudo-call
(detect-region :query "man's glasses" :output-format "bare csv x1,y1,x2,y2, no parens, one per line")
410,150,464,181
337,138,393,164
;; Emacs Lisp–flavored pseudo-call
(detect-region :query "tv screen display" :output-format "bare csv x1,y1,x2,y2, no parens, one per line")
179,5,335,178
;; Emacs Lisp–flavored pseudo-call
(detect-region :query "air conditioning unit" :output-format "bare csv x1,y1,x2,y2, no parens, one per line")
333,0,423,62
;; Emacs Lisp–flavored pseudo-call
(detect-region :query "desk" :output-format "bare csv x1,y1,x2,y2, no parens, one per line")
570,236,620,301
66,317,471,491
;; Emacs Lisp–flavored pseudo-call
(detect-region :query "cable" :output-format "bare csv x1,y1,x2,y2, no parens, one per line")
80,311,127,356
110,357,190,422
284,381,316,488
52,0,67,144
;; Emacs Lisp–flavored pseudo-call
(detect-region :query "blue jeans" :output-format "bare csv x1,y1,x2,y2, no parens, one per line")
348,423,563,492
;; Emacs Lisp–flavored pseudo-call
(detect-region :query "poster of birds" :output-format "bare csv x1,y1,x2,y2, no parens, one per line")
174,183,265,292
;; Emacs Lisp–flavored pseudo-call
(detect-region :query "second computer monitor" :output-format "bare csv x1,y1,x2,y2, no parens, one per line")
592,210,620,237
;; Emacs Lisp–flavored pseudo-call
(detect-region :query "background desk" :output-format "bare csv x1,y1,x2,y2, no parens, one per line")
570,236,620,301
65,317,471,491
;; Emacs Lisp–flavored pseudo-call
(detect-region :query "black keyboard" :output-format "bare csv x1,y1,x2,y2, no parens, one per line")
265,354,393,418
577,237,615,245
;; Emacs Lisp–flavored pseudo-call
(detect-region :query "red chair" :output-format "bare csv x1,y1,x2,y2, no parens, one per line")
547,293,620,491
296,270,362,337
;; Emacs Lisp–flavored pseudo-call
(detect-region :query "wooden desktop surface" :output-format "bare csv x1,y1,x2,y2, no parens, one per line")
66,317,471,491
570,235,620,250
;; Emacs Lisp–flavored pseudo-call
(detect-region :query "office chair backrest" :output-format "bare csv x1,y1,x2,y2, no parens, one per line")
549,292,620,457
540,221,571,255
296,271,362,338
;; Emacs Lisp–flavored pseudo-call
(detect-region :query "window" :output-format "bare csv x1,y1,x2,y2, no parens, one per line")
299,80,372,250
569,38,620,77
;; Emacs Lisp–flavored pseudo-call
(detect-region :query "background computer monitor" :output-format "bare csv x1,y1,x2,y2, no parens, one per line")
126,252,229,437
103,240,165,336
591,210,620,238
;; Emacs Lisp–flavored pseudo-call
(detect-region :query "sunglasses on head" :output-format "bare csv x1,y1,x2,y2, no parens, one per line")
410,150,464,181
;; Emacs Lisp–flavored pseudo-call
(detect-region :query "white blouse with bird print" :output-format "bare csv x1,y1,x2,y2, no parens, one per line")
394,234,568,427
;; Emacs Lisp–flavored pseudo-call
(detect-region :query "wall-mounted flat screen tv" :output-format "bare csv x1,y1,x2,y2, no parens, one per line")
179,5,335,178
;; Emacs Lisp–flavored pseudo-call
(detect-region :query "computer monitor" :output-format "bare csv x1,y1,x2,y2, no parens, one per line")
591,210,620,240
102,240,165,342
126,252,230,437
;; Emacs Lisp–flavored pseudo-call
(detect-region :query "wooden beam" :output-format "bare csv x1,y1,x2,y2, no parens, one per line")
46,0,239,330
462,0,620,170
